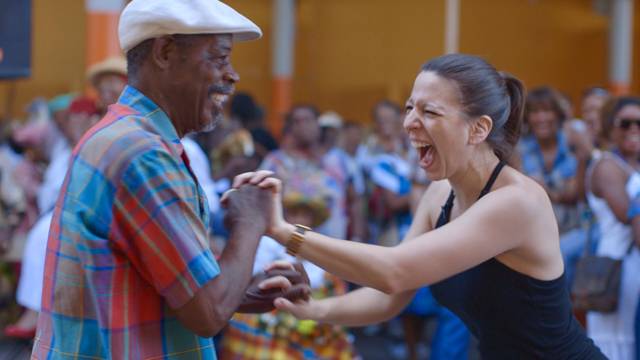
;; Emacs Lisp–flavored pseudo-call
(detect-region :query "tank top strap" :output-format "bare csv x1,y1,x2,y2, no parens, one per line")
478,161,506,200
436,190,456,228
436,162,506,228
607,151,637,175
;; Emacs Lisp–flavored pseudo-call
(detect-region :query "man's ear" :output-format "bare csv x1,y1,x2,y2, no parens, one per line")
469,115,493,145
150,35,178,70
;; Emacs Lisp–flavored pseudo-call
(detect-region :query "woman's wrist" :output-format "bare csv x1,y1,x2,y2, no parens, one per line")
270,222,296,246
310,298,329,322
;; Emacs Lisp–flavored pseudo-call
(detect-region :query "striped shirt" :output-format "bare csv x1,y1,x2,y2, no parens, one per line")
32,86,220,359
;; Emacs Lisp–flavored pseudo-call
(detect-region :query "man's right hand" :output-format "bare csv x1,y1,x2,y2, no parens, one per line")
221,171,288,241
223,183,272,236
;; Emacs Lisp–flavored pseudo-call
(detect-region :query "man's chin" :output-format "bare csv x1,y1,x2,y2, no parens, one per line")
198,113,222,133
200,121,218,133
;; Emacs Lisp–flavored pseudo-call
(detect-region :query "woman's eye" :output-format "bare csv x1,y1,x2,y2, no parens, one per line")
405,106,413,113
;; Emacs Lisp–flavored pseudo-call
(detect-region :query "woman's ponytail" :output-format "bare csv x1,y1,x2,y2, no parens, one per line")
497,72,526,166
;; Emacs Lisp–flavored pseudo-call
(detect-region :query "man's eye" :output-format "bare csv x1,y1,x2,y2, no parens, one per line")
211,55,229,64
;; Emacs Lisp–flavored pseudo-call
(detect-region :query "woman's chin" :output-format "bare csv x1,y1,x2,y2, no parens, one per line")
422,167,446,182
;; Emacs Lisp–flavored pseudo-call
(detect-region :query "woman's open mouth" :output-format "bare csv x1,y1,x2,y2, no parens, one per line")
412,140,436,169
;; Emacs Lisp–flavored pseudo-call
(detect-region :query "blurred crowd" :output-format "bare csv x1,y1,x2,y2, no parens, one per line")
0,56,639,360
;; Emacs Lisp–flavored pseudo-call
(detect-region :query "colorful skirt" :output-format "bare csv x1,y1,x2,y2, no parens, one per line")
219,274,360,360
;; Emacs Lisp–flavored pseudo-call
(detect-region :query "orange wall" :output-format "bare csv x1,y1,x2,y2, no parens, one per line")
225,0,622,127
460,0,609,109
290,0,444,125
1,0,638,129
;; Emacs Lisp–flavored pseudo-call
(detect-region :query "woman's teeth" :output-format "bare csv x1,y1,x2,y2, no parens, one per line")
411,141,430,148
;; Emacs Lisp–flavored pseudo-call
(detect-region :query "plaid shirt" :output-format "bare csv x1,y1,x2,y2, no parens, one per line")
32,86,220,359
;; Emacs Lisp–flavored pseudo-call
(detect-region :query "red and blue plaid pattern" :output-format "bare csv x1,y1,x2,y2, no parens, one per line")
32,86,220,359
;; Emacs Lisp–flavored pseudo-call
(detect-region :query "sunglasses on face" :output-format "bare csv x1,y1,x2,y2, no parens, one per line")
614,118,640,130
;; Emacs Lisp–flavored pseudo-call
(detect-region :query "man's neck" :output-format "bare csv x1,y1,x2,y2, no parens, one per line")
129,80,186,138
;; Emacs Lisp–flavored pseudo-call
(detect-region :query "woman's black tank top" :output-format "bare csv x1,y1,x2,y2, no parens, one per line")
429,162,605,359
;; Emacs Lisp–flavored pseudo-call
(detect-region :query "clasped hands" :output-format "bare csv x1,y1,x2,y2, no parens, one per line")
236,261,311,313
222,171,311,314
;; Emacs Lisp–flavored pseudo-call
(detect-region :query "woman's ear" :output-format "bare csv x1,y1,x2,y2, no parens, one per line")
469,115,493,145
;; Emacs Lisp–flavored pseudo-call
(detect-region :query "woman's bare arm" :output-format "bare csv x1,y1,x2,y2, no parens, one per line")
272,181,441,325
270,179,554,294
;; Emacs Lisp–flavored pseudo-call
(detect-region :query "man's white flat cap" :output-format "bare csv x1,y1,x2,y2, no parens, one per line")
119,0,262,53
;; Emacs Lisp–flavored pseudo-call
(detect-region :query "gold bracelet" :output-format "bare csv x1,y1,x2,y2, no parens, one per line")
286,224,312,256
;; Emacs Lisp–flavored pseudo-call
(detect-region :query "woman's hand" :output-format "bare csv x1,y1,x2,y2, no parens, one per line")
262,260,321,321
273,291,319,320
220,170,289,241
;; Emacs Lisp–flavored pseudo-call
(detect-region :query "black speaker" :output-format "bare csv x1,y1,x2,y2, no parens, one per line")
0,0,32,80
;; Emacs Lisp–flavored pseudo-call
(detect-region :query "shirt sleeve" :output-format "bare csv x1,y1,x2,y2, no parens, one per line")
112,146,220,310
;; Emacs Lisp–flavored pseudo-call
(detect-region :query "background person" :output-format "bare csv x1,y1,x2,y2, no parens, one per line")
1,96,88,339
518,86,588,289
585,97,640,360
85,56,128,117
260,104,367,242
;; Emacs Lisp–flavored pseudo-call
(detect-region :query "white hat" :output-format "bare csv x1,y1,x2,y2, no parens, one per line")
318,111,343,129
118,0,262,53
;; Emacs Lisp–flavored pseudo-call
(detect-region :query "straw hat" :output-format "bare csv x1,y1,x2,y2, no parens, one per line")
282,190,330,228
318,111,343,129
85,56,128,88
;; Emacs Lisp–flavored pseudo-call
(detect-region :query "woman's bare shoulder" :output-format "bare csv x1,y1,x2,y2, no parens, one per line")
492,166,552,213
408,180,452,234
592,157,629,184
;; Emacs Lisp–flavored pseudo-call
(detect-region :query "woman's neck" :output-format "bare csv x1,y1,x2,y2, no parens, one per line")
536,134,558,150
448,148,501,212
596,136,611,151
287,142,320,159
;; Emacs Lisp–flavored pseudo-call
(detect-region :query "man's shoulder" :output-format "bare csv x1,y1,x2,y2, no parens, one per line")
74,110,175,180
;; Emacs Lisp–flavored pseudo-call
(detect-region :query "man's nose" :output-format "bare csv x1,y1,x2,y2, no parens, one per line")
224,64,239,84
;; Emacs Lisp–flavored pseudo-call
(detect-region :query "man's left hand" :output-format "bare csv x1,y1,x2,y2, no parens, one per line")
236,262,311,313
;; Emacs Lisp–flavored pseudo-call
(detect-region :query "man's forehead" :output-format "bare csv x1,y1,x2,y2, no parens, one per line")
198,33,234,51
